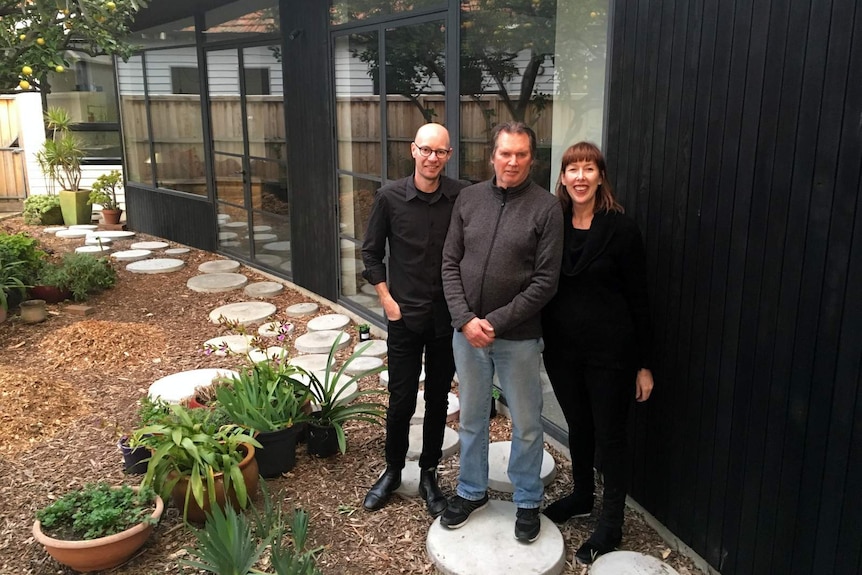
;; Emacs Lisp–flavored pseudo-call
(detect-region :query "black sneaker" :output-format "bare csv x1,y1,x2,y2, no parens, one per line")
514,507,541,542
440,494,489,529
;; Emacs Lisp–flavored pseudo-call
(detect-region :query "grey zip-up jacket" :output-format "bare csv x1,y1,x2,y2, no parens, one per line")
442,177,563,340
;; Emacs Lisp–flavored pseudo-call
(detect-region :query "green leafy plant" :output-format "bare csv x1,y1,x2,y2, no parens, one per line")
215,360,313,433
87,170,123,210
22,195,62,225
182,483,321,575
0,232,46,283
36,107,83,192
36,252,117,301
35,483,158,541
0,260,30,311
130,403,261,521
302,340,387,454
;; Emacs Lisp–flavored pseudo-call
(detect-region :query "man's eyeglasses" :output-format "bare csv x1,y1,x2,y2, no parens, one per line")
413,143,451,159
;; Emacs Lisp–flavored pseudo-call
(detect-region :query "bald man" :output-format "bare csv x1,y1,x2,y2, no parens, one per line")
361,123,467,516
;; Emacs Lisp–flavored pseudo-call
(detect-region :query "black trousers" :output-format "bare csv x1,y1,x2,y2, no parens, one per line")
543,352,635,529
385,319,455,470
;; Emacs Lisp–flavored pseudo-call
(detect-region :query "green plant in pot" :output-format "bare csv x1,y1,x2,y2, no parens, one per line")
131,403,261,524
0,260,29,322
302,340,387,457
35,107,91,226
34,252,117,302
215,358,314,478
88,170,124,225
32,482,164,572
22,194,63,225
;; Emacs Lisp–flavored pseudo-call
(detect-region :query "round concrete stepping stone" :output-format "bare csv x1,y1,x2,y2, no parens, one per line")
216,214,231,223
294,330,349,354
394,460,423,497
204,335,254,356
427,500,565,575
407,424,459,461
187,273,248,293
307,313,350,332
343,355,384,375
255,254,282,266
347,293,378,307
487,441,557,493
148,368,239,404
360,282,378,296
591,551,681,575
86,230,135,239
55,229,89,238
75,245,111,254
221,240,241,247
248,233,278,243
278,260,292,272
253,225,272,233
44,226,67,233
209,301,277,325
247,346,289,363
130,241,169,250
85,236,112,246
244,281,283,298
223,221,248,229
69,224,98,230
263,241,291,252
218,231,238,241
285,302,318,317
288,354,331,372
199,259,241,273
165,247,190,255
126,258,185,274
111,249,152,262
258,321,294,338
381,367,425,386
354,339,387,358
411,391,459,424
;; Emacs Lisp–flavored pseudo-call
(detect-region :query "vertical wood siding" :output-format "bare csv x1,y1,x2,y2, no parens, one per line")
606,1,862,573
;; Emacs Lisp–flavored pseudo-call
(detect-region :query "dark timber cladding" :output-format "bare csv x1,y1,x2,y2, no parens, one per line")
125,185,216,252
606,1,862,574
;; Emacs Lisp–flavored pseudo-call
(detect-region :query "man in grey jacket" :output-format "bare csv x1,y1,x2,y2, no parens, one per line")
440,121,563,543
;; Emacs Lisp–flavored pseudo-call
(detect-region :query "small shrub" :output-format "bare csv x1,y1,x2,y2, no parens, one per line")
36,253,117,301
0,232,46,285
22,195,62,225
36,483,158,541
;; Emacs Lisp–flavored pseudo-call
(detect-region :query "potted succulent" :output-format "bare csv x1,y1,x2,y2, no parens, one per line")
35,107,91,226
33,252,117,303
32,482,163,572
357,323,371,341
303,340,387,457
88,170,124,225
131,404,261,524
215,358,314,477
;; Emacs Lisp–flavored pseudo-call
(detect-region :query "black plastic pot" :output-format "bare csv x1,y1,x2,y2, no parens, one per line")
255,426,302,477
118,436,149,475
307,422,340,458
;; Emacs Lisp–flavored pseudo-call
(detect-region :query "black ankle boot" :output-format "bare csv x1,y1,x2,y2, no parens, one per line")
363,467,401,511
575,525,622,565
418,468,447,517
542,492,593,523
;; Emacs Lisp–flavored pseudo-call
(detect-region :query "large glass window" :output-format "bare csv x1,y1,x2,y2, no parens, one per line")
46,53,120,162
331,1,445,26
118,55,147,182
204,0,280,42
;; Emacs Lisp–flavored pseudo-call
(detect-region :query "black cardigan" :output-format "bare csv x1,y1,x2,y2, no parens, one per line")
541,209,652,371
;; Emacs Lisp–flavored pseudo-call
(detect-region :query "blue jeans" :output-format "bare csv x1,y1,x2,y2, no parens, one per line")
452,331,545,508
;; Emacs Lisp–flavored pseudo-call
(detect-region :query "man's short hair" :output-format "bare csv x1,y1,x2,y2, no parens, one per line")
491,121,537,158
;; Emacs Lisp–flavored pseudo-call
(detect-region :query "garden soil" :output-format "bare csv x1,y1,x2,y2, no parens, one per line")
0,216,704,575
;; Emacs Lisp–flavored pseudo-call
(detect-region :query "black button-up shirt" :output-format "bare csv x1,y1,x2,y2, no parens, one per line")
361,174,465,336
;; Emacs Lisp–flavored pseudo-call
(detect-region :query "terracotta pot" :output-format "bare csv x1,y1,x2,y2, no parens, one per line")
32,488,163,572
29,285,72,304
101,208,123,225
20,299,47,323
170,443,259,524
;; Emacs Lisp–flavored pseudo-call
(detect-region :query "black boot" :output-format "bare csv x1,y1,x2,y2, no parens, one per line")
363,467,401,511
418,468,447,517
575,524,622,564
542,491,593,523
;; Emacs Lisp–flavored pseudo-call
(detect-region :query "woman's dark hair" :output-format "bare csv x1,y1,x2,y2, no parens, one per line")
555,141,623,214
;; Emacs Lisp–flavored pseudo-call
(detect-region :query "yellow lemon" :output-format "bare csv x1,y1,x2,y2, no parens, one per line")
19,34,26,41
19,80,30,90
106,1,116,10
36,37,45,45
55,65,64,73
22,66,33,76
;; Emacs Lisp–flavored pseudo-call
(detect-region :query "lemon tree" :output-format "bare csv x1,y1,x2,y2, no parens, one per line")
0,0,148,92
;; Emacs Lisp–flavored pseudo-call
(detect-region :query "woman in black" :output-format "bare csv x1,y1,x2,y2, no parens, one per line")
541,142,654,564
